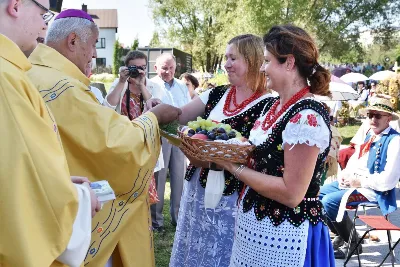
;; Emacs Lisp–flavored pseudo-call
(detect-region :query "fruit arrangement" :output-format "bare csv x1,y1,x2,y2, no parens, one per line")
178,117,254,164
183,117,245,142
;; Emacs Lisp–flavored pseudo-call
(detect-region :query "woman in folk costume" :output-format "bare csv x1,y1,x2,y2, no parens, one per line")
212,25,335,267
169,34,274,267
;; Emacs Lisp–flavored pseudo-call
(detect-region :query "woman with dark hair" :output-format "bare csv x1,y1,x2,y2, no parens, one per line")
212,25,335,266
169,34,274,267
180,73,199,99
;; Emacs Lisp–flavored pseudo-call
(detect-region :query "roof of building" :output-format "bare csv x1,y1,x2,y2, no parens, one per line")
88,9,118,28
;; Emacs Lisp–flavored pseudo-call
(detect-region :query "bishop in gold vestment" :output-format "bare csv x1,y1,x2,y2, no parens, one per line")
28,43,161,266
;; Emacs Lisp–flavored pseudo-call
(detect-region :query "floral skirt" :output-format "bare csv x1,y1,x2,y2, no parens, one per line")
169,168,239,267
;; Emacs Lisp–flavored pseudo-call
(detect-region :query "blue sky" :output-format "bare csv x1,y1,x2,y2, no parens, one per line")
62,0,155,47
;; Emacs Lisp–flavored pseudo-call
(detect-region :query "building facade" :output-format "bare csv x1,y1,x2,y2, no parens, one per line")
86,6,118,70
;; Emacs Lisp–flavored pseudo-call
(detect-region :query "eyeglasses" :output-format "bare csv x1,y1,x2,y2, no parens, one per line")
30,0,55,23
367,113,389,119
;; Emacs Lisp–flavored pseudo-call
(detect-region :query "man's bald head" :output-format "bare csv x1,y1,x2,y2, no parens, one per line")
45,11,99,75
155,53,176,84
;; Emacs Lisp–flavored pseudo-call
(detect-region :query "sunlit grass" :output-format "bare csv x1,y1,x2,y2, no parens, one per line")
337,125,360,145
154,181,174,267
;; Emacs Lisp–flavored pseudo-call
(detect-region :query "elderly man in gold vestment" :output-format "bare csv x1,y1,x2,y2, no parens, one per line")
0,1,99,267
27,9,181,267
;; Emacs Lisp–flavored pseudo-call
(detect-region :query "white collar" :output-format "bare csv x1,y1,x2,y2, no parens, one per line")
369,126,392,137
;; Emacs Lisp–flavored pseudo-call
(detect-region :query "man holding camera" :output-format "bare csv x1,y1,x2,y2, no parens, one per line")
104,50,160,116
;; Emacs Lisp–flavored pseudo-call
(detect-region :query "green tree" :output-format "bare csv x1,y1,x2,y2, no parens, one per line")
150,0,231,71
149,31,161,47
131,36,139,50
113,39,123,76
239,0,399,59
150,0,400,65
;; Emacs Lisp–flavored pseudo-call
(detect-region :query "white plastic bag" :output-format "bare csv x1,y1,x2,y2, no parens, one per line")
204,170,225,211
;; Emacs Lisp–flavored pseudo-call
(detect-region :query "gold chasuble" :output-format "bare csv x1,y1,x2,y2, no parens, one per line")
28,44,160,267
0,36,78,266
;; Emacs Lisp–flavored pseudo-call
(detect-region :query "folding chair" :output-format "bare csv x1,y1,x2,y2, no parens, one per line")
341,201,379,263
344,215,400,267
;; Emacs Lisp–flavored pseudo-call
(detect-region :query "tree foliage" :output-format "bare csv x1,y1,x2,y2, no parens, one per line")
131,36,139,50
149,31,162,47
149,0,400,70
113,39,123,76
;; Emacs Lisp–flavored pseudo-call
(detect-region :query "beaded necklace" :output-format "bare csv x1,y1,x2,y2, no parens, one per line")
223,86,262,116
261,86,310,131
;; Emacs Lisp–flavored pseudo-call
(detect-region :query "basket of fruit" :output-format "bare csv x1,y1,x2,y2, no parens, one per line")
177,117,255,164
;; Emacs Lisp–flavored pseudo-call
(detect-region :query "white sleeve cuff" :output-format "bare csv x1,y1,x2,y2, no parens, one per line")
57,184,92,267
282,109,330,153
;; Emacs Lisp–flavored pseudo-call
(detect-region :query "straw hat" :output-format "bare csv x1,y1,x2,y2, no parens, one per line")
360,96,399,120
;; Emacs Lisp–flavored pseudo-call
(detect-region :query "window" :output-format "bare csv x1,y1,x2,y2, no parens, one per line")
96,58,106,67
96,38,106,49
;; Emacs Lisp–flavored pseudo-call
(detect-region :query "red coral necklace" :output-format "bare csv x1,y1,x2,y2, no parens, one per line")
223,86,262,116
261,86,310,131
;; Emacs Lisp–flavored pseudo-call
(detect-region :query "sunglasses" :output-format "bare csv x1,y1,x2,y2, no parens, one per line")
30,0,55,24
367,113,389,119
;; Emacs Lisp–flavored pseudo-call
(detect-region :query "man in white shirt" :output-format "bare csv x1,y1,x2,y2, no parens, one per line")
150,53,191,231
320,97,400,259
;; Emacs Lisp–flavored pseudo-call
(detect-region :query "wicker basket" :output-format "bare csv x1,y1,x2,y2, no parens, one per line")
177,128,255,164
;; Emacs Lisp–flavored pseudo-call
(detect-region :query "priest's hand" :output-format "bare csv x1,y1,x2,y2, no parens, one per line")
71,176,90,184
144,98,162,113
82,182,101,218
150,103,182,125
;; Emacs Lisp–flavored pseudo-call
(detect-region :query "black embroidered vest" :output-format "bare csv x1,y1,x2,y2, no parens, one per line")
185,85,273,195
242,98,331,227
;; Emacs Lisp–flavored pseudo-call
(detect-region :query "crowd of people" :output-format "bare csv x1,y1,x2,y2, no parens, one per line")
322,62,394,74
1,1,399,267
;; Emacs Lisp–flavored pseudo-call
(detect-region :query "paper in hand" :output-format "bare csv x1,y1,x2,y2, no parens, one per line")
90,180,116,207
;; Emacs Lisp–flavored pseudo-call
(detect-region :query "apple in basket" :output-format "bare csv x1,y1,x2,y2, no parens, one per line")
191,133,208,140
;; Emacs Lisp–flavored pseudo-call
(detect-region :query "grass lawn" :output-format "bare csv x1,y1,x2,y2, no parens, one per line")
154,181,174,267
153,125,360,266
337,124,361,145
